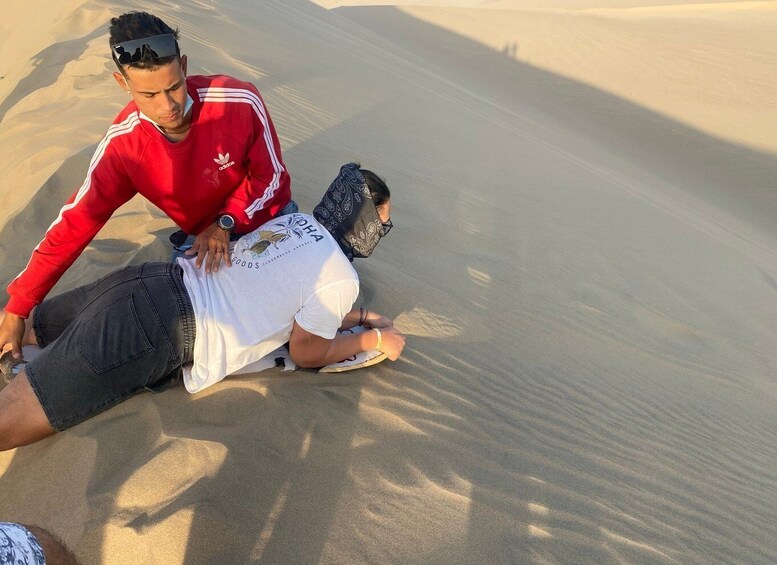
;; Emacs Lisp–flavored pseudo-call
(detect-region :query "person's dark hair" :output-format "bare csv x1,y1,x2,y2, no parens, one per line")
359,167,390,207
109,12,180,72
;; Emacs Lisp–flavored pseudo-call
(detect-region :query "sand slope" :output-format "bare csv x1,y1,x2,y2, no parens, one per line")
2,0,777,563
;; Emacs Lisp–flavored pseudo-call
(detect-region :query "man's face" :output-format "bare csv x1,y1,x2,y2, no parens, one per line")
113,56,190,133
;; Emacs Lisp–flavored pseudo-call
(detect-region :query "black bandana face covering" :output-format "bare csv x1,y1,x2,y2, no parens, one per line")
314,163,383,261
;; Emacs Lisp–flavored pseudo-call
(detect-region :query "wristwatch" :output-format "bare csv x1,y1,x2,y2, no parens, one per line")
217,214,235,233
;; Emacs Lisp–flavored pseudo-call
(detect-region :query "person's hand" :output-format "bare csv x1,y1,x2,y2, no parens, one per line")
186,223,232,273
362,310,394,329
376,327,405,361
0,312,26,361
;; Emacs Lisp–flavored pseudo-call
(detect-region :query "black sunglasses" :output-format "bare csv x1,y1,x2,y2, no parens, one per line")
111,34,178,65
381,219,393,236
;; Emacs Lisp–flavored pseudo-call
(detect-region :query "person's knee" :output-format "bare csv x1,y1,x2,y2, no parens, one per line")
0,418,31,452
22,525,80,565
0,373,55,450
0,431,18,452
0,419,54,452
0,401,21,451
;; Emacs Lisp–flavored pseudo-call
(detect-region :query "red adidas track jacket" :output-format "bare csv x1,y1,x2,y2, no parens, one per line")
6,74,291,317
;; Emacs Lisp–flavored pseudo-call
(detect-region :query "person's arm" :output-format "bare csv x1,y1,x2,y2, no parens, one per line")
289,315,406,369
339,306,394,331
2,144,135,354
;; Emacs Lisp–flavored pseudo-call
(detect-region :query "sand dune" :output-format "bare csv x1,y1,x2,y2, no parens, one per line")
331,1,777,153
2,0,777,563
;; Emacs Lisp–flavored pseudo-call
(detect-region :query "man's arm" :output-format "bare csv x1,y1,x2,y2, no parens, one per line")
288,312,406,369
2,142,135,354
216,83,291,232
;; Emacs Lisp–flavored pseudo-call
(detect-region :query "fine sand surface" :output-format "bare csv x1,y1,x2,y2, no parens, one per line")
2,1,777,563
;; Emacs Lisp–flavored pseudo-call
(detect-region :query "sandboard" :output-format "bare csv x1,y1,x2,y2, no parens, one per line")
1,326,387,383
317,325,388,373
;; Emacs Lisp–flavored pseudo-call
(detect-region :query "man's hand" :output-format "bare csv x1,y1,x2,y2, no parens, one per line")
186,223,233,273
0,312,27,360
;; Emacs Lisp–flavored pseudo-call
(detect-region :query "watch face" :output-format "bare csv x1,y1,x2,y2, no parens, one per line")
219,215,235,230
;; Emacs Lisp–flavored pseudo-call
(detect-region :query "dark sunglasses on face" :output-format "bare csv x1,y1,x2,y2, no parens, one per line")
381,219,393,236
111,34,178,65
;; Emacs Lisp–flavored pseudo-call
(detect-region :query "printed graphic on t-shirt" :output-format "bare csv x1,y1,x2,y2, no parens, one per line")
232,214,325,268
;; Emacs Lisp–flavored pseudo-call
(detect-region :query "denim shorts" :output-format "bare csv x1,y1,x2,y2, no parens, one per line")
26,263,196,432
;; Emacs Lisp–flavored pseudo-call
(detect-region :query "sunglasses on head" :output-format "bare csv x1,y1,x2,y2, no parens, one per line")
111,34,178,65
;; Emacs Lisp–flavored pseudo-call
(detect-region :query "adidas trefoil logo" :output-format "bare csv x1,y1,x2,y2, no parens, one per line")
214,152,235,171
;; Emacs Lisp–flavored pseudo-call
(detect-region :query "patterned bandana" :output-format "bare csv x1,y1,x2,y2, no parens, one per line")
313,163,383,261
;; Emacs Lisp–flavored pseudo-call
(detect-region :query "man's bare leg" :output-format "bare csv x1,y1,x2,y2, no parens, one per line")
0,370,55,451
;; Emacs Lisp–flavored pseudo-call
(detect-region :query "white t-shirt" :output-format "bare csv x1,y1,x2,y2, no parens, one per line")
179,213,359,393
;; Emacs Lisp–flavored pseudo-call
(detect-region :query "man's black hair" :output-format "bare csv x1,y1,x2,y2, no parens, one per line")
109,12,180,72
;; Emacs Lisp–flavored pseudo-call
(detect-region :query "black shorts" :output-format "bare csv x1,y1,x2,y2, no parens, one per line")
25,263,196,431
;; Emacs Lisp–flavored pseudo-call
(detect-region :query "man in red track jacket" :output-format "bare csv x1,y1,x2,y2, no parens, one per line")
1,12,293,359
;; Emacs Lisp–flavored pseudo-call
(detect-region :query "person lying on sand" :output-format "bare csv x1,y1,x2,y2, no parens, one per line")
0,164,404,451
